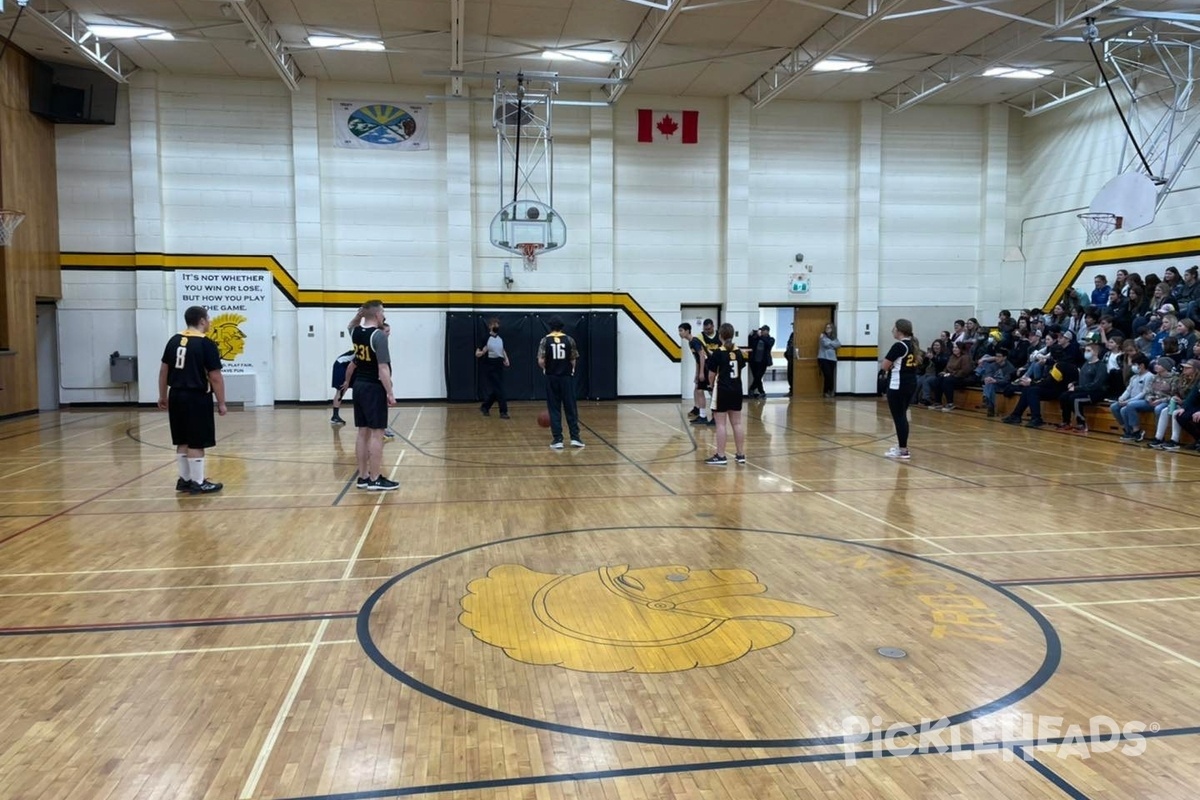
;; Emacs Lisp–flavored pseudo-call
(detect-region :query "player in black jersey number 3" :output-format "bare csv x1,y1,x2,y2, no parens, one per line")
158,306,227,494
704,323,747,465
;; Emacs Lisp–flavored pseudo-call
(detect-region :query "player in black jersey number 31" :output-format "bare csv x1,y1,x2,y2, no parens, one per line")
158,306,227,494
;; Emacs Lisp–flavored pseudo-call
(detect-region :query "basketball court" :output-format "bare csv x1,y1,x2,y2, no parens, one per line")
2,401,1199,799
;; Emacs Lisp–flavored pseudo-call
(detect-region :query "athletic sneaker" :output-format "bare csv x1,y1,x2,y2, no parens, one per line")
1146,438,1164,448
1074,423,1088,433
355,476,370,490
367,476,399,492
1025,419,1045,428
480,407,490,416
384,428,397,440
499,413,510,420
705,418,716,426
570,439,586,448
175,477,191,492
1134,430,1146,441
188,479,223,495
735,453,746,464
1120,432,1138,442
688,407,700,418
550,440,564,450
1001,416,1021,425
331,416,345,426
941,404,955,412
884,447,911,460
1055,422,1073,431
705,454,727,466
929,404,942,410
1159,440,1181,451
690,416,710,425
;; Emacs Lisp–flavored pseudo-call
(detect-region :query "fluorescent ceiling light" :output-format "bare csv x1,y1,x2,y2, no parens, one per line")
811,58,872,73
340,40,385,52
983,67,1053,79
541,49,617,64
307,35,384,51
88,24,174,41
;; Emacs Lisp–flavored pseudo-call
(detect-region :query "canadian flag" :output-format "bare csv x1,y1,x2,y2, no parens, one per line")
637,109,698,144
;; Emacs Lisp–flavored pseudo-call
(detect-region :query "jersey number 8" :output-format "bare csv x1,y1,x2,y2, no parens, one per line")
174,345,187,369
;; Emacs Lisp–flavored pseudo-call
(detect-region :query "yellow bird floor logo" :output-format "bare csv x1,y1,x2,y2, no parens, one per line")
459,564,835,673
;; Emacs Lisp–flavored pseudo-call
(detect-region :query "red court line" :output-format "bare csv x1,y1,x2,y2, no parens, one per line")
996,569,1200,586
0,461,174,548
0,609,359,636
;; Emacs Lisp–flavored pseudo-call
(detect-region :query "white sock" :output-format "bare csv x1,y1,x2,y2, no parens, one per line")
177,455,190,481
189,458,205,484
699,409,707,419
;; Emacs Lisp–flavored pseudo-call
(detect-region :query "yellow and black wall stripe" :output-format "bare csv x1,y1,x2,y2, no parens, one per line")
1043,234,1200,311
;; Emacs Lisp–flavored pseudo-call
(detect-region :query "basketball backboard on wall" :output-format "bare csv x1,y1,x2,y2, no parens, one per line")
1089,172,1157,232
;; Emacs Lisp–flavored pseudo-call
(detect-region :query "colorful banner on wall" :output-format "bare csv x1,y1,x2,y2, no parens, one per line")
637,109,698,144
333,100,430,150
175,269,273,404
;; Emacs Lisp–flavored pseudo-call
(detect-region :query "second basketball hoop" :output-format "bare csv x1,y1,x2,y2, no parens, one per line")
489,199,566,272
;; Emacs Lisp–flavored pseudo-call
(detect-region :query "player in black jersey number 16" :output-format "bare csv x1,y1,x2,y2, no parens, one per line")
158,306,227,494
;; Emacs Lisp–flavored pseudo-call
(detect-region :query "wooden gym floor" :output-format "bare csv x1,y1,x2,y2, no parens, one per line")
1,398,1198,800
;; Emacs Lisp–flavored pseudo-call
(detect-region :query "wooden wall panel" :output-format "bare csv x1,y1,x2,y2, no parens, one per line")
0,45,61,417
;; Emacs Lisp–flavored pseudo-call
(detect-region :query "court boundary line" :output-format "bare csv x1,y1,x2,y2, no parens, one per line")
1010,745,1093,800
268,726,1200,800
996,569,1200,586
0,638,356,665
0,610,358,637
1027,587,1200,670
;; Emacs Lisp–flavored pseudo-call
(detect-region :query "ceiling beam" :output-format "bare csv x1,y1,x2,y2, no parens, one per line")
228,0,302,90
20,0,138,83
875,0,1123,112
449,0,463,95
741,0,910,109
604,0,689,104
1003,70,1100,116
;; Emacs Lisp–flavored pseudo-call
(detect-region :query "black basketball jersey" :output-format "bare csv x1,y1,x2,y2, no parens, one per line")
700,332,720,353
884,339,919,390
688,337,705,367
351,326,388,383
706,347,746,393
540,331,576,376
161,332,222,391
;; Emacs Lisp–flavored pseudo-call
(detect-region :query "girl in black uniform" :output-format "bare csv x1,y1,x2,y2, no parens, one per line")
881,318,920,460
704,323,747,465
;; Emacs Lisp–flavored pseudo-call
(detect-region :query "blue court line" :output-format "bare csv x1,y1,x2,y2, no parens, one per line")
272,726,1200,800
1011,745,1093,799
0,611,357,637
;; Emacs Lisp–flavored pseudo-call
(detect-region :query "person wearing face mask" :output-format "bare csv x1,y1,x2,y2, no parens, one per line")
1109,353,1154,441
476,317,511,419
1140,357,1181,446
1057,343,1108,432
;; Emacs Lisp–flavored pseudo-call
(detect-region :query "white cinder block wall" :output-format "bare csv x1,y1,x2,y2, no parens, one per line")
55,73,1100,404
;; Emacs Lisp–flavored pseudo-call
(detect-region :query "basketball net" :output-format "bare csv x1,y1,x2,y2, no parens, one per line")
0,210,26,247
519,242,542,272
1077,212,1121,247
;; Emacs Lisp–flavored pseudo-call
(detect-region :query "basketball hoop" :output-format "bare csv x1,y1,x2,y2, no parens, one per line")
519,242,543,272
0,210,26,247
1077,212,1122,247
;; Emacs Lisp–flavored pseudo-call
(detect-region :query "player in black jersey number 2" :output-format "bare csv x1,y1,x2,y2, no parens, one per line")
158,306,227,494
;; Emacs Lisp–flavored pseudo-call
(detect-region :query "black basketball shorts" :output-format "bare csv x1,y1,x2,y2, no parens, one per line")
352,379,389,430
712,387,744,413
168,389,217,449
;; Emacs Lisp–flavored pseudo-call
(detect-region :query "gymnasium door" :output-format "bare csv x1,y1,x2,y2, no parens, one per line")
36,303,59,411
791,305,834,398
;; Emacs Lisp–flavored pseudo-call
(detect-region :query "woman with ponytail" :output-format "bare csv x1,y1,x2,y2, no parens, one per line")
703,323,748,466
881,319,920,460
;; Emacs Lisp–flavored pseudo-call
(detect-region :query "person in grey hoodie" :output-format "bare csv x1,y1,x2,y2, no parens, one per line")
1109,353,1155,440
1057,342,1108,431
817,323,840,398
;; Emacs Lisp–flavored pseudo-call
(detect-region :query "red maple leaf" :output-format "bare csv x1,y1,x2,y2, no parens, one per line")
656,114,678,138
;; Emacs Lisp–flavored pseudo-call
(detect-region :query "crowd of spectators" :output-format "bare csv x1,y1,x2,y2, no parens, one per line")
913,265,1200,451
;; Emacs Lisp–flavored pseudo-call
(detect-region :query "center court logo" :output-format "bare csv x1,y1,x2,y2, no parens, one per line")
458,564,835,673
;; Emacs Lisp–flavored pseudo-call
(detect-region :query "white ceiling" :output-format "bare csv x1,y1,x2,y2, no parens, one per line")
2,0,1199,109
